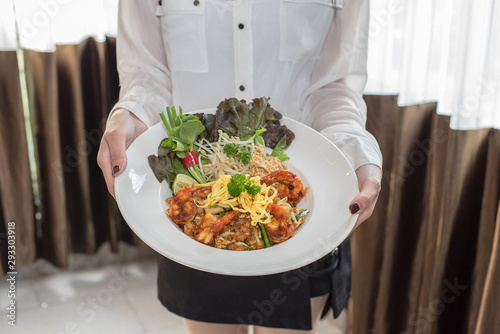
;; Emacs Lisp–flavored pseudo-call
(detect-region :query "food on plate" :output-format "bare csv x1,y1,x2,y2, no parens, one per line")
148,97,310,250
166,171,309,250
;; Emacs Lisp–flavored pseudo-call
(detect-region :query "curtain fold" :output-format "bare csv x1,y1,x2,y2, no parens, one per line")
24,48,69,268
349,95,401,333
432,128,490,334
350,95,500,334
474,197,500,333
468,130,500,333
377,101,439,334
0,51,36,275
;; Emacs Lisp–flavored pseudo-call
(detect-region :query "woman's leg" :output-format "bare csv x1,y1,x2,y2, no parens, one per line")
183,319,250,334
253,294,329,334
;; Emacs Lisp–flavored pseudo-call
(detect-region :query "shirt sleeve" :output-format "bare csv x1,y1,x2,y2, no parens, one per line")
301,0,383,170
111,0,172,128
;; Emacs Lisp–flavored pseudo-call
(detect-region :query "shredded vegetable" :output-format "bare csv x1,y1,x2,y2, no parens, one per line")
195,131,256,180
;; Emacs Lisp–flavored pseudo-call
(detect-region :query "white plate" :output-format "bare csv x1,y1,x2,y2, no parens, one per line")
115,114,358,276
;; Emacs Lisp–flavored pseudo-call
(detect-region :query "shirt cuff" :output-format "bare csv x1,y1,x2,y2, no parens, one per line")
322,132,383,171
108,98,163,129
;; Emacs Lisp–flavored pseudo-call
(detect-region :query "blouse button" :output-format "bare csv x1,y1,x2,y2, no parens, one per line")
238,23,245,30
194,0,200,6
239,85,245,92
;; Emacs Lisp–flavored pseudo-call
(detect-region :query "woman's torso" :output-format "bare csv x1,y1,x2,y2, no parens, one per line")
154,0,339,119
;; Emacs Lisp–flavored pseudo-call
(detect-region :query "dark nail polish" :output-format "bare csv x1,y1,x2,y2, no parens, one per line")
112,165,121,176
349,202,360,214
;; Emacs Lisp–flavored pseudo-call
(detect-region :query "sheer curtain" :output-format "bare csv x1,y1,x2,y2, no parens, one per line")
13,0,118,52
0,0,17,51
365,0,500,130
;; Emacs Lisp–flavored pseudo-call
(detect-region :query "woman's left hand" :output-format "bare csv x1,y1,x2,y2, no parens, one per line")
349,164,382,230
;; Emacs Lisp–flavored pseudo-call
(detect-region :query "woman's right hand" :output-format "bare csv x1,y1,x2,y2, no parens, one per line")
97,108,148,198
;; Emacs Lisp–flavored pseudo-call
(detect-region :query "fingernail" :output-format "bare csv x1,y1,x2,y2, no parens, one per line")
349,202,360,214
112,165,121,176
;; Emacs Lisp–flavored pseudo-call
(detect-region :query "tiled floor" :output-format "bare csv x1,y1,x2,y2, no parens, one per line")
1,253,347,334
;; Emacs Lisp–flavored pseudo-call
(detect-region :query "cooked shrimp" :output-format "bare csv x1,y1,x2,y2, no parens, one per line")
260,170,304,206
168,185,211,225
195,212,218,237
195,210,240,244
264,203,294,243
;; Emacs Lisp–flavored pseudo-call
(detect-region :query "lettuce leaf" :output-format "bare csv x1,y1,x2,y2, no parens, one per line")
148,143,190,186
262,119,295,149
198,97,295,149
270,137,290,162
161,114,205,158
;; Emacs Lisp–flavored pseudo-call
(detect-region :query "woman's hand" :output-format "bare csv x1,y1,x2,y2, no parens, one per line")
97,108,148,198
349,164,382,230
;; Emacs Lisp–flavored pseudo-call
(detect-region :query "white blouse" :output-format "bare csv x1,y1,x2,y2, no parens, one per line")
113,0,382,170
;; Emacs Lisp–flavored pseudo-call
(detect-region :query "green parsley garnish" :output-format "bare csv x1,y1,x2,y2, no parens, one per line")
223,143,239,156
227,173,261,197
224,144,252,165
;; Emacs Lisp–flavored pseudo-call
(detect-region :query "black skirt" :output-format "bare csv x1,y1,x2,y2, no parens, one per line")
157,237,352,330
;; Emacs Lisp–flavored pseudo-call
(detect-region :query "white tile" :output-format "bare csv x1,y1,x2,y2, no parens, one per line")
78,294,143,334
122,258,158,290
0,321,16,334
33,263,142,305
124,279,184,331
0,277,39,311
0,293,142,334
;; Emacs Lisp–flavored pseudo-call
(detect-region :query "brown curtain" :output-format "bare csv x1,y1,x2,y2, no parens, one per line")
349,95,500,334
0,37,138,275
0,51,36,273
